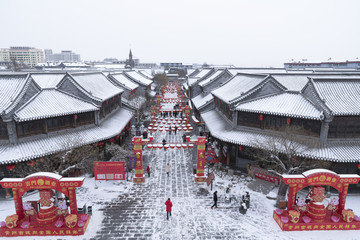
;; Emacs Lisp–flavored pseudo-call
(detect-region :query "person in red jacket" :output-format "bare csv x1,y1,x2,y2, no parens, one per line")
165,198,173,220
146,165,150,177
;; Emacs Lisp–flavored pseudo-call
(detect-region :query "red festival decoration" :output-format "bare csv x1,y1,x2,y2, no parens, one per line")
357,163,360,169
94,162,125,180
0,173,90,237
74,114,78,120
259,114,263,121
273,169,360,231
287,117,291,125
6,164,15,171
132,136,153,183
186,136,207,182
238,145,242,151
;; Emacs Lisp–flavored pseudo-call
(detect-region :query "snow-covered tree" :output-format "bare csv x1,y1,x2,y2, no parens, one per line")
252,126,330,207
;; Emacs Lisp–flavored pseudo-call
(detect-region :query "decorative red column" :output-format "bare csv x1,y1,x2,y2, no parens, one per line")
133,136,153,183
338,183,349,214
187,136,207,183
287,184,297,210
184,105,191,123
12,188,24,220
68,187,78,214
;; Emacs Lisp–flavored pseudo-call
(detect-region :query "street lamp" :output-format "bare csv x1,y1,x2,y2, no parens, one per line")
131,125,136,136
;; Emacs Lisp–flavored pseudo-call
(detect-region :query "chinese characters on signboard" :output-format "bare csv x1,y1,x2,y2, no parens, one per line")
94,162,125,180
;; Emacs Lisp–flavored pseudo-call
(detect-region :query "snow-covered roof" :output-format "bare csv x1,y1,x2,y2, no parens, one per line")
194,69,212,79
0,74,30,114
311,77,360,115
228,68,287,76
124,71,152,86
30,73,66,89
270,75,310,91
182,82,189,90
25,172,63,180
187,77,199,86
198,70,224,87
14,89,98,122
191,93,214,110
235,92,323,120
201,109,360,162
69,72,123,101
211,74,266,103
0,107,133,164
138,70,153,79
302,169,337,177
109,73,139,91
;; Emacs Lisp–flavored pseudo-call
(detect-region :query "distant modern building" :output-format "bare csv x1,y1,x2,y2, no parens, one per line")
44,49,81,62
284,60,360,70
0,47,44,67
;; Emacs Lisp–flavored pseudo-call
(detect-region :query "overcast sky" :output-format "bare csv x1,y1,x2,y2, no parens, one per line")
1,0,359,67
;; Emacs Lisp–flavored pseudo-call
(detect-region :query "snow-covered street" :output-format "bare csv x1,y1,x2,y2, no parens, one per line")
1,87,360,240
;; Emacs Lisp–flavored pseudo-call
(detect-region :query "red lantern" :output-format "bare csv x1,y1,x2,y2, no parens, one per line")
259,115,263,121
109,138,114,143
28,161,36,167
357,163,360,169
287,118,291,125
6,165,15,171
116,135,120,139
105,101,108,104
239,146,242,151
99,142,104,146
74,114,78,120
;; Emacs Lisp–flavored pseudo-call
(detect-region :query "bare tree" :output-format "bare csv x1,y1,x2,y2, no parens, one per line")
12,134,100,178
153,73,168,91
8,56,23,72
252,126,330,207
128,91,149,122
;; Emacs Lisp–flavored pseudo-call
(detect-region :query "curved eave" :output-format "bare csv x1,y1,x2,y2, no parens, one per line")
14,108,98,122
235,108,322,120
209,132,359,163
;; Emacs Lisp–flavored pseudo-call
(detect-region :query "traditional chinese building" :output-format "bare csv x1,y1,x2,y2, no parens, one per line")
0,72,134,180
195,71,360,176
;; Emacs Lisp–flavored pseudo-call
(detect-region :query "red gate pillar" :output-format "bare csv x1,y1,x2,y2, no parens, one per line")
187,136,207,183
338,183,349,214
68,187,78,214
287,184,297,210
12,188,24,219
184,105,191,123
133,136,153,183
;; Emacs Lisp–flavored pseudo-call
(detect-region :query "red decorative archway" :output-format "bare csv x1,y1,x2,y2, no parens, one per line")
0,172,90,237
274,169,360,231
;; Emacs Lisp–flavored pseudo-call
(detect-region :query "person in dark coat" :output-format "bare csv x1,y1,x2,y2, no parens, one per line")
245,192,250,209
211,191,218,209
165,198,173,220
162,139,167,150
146,165,150,177
182,134,187,143
174,126,177,135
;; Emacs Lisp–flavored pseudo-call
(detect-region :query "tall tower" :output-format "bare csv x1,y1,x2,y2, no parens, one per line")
126,49,135,68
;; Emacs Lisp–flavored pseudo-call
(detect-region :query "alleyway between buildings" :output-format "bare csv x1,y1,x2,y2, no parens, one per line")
89,84,296,240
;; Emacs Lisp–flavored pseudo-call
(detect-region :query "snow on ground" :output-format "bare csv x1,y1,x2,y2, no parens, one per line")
0,178,133,240
1,97,360,239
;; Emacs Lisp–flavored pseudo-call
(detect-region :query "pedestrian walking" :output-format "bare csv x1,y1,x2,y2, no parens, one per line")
174,126,177,135
166,163,170,177
169,126,172,135
211,191,218,209
182,134,187,143
146,165,150,177
165,198,173,220
162,139,167,150
245,192,250,209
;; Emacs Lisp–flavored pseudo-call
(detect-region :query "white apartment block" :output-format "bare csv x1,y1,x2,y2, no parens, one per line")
0,47,44,67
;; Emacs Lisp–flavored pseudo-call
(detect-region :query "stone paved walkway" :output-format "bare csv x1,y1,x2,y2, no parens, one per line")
88,127,295,240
